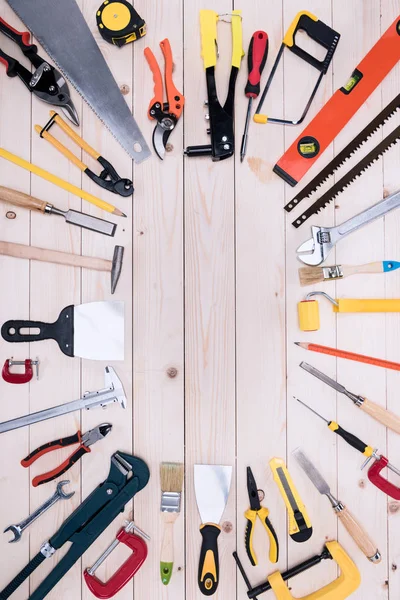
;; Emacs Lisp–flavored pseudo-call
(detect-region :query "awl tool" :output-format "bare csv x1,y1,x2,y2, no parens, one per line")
0,366,126,435
296,398,400,500
240,31,268,162
0,241,124,294
144,38,184,160
0,452,149,600
0,16,79,125
293,448,381,563
0,186,117,237
234,541,360,600
269,457,312,543
300,361,400,435
297,188,400,266
245,466,278,565
21,423,112,487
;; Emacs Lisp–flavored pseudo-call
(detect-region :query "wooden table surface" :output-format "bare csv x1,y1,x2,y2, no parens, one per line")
0,0,399,598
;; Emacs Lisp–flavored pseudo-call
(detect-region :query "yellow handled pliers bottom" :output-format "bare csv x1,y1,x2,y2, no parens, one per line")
244,506,279,565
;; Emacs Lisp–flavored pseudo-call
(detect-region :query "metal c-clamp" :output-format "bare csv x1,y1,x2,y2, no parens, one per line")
2,357,40,384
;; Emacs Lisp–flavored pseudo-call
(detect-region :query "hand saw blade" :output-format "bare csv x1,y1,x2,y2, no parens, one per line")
292,124,400,228
6,0,151,163
284,94,400,213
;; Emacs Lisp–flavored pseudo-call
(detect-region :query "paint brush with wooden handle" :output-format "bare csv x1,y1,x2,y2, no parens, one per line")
160,462,184,585
299,261,400,287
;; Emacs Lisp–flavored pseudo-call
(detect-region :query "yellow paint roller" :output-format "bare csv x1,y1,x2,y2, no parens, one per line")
298,292,400,332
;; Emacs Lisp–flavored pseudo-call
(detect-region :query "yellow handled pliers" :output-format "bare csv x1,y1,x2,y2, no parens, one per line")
245,467,279,565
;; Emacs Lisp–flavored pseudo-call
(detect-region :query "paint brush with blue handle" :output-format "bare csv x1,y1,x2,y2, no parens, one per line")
299,261,400,287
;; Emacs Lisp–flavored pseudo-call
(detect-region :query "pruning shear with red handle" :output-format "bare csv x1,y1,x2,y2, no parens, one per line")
144,38,184,159
21,423,112,487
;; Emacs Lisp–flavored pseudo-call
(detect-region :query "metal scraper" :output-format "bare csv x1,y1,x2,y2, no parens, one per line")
6,0,151,163
194,464,232,596
1,301,124,360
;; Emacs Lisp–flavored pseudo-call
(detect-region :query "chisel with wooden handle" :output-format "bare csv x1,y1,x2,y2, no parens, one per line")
0,241,124,294
0,186,116,236
300,361,400,435
293,448,381,563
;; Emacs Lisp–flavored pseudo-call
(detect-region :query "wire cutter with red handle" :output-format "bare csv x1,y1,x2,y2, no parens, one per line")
144,38,184,159
21,423,112,487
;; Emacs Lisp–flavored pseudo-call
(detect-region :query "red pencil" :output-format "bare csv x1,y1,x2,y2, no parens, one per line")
295,342,400,372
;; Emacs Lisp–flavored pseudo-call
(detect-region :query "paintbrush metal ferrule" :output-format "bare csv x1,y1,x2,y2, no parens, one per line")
322,265,343,281
161,491,181,513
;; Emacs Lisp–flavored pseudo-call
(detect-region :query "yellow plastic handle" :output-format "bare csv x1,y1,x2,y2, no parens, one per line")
283,11,318,47
231,10,244,69
200,10,218,69
334,298,400,313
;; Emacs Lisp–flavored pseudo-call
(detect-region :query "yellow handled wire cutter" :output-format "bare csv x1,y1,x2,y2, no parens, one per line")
244,467,279,565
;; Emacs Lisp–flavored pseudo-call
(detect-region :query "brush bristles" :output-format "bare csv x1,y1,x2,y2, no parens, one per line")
160,462,184,493
298,266,324,287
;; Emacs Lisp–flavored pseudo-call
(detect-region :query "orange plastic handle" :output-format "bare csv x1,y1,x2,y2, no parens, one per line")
160,38,184,119
144,46,163,118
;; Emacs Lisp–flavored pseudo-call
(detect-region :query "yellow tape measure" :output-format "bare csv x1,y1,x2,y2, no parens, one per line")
96,0,146,47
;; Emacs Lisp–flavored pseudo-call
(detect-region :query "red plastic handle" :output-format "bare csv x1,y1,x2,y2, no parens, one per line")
2,359,33,384
245,31,269,97
84,531,148,599
367,455,400,500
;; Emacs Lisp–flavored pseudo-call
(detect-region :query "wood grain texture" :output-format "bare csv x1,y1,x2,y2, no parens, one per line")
0,0,399,598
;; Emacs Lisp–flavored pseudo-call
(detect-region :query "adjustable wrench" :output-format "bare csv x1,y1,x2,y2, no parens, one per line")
4,480,74,543
297,189,400,266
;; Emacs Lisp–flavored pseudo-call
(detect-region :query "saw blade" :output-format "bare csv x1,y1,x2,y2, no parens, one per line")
6,0,151,163
292,124,400,228
284,94,400,213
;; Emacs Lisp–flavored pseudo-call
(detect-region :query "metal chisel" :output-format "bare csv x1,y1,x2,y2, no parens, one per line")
293,448,381,563
300,361,400,434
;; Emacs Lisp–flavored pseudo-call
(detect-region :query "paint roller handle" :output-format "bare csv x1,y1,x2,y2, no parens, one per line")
336,505,381,563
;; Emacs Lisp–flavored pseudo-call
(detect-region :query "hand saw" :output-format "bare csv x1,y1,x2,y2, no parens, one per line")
274,16,400,186
5,0,151,163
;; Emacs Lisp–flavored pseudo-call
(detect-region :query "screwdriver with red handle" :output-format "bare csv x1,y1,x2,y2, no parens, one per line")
240,31,269,163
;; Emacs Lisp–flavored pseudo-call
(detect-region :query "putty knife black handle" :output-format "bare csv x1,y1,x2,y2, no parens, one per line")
198,524,220,596
1,305,74,357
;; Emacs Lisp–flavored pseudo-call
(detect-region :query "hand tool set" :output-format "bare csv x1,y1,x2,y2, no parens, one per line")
253,12,340,127
0,241,124,294
184,10,243,161
36,112,134,196
2,300,124,360
21,423,112,486
84,520,149,598
2,356,39,383
293,449,381,563
300,361,400,434
96,0,146,46
274,16,400,186
194,463,232,595
244,467,278,565
299,259,400,287
144,38,184,160
295,340,400,373
269,457,312,542
239,30,268,163
296,398,400,500
0,451,150,599
159,462,184,585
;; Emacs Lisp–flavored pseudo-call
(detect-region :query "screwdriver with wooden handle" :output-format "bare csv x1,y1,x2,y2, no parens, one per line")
240,31,269,162
0,186,116,236
293,448,381,563
300,361,400,435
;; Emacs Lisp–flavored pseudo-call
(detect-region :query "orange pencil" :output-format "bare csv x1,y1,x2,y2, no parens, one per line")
294,342,400,373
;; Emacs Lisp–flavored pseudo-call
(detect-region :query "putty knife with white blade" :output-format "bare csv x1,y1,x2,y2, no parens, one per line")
1,301,124,360
6,0,151,163
293,448,381,563
194,464,232,596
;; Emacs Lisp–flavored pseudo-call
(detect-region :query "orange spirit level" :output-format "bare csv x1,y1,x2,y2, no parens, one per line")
274,16,400,186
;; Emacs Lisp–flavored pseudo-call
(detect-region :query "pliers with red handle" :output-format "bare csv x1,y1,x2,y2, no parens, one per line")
21,423,112,487
144,38,184,159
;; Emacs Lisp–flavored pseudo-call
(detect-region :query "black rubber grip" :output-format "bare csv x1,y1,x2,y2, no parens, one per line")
0,551,45,599
35,446,89,486
331,423,369,454
0,49,18,76
245,518,256,566
198,524,220,596
21,432,81,466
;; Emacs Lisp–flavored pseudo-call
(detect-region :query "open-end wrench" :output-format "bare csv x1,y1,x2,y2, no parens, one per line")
4,480,74,543
297,189,400,266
